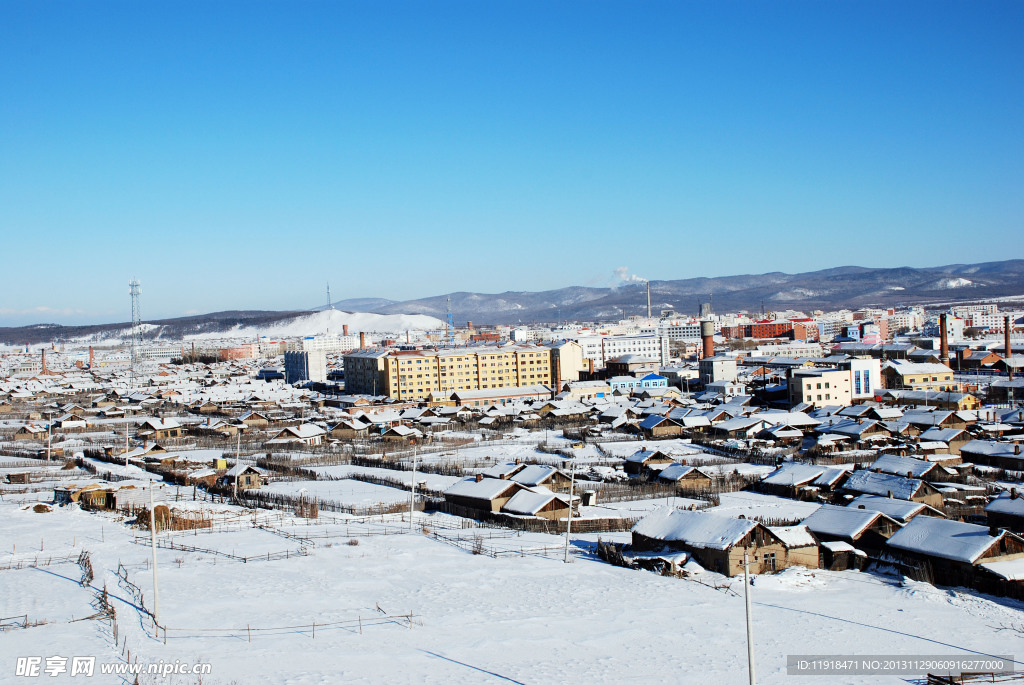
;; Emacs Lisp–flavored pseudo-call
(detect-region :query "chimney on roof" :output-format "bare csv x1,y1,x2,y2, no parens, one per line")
1011,488,1018,500
1006,316,1013,381
475,473,483,483
858,504,865,509
1015,444,1020,455
939,313,950,366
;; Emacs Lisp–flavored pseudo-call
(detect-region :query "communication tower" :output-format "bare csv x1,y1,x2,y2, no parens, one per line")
129,278,142,386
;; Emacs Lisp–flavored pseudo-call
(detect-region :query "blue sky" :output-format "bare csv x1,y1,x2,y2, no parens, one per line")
1,1,1022,325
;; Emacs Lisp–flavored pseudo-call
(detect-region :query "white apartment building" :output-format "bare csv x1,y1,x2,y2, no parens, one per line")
572,334,670,367
286,335,358,354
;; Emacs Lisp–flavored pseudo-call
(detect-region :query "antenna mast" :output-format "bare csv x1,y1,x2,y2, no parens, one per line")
326,282,333,310
129,278,142,387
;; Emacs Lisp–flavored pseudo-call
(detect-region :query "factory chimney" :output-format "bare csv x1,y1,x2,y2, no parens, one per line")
646,281,652,319
700,320,715,360
1007,315,1014,381
89,346,95,368
939,313,950,366
343,324,349,337
359,332,366,350
41,349,47,374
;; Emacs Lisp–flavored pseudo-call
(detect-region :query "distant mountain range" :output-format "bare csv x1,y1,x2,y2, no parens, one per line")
3,260,1023,345
331,259,1024,324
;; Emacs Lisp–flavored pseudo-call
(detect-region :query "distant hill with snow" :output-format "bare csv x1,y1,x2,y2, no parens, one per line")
332,259,1024,323
0,309,445,346
187,309,445,340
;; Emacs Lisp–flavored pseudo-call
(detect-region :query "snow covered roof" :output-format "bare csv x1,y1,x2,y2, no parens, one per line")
510,464,559,486
843,470,925,500
985,492,1024,517
501,487,574,516
632,508,758,551
847,495,935,524
658,463,709,482
978,557,1024,581
887,516,1003,564
869,454,938,479
768,525,817,548
480,462,527,479
918,427,965,443
802,504,894,541
625,449,670,464
444,476,520,500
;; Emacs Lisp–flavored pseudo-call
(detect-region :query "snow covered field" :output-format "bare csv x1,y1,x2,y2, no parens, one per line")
3,496,1022,684
262,479,410,507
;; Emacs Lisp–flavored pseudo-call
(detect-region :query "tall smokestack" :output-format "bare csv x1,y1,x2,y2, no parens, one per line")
939,313,950,366
359,332,366,350
646,281,652,319
701,320,715,360
343,324,349,337
467,321,474,331
1007,315,1014,381
89,346,95,368
406,330,410,344
41,349,47,374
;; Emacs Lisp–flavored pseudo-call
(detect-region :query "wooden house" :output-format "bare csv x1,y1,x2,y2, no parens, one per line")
801,504,901,554
759,463,850,499
842,470,946,509
443,475,526,513
631,508,811,576
658,463,714,491
500,487,577,520
329,418,370,439
986,490,1024,534
509,464,574,492
623,448,675,476
217,464,265,490
136,418,184,440
13,424,47,441
886,516,1024,595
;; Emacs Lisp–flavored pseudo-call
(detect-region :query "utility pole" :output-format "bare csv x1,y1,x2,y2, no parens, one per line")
124,408,131,469
409,447,418,532
743,548,757,685
46,413,52,463
148,478,161,628
563,457,577,563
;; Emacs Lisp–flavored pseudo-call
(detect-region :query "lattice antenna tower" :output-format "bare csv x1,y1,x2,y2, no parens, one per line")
327,282,334,310
446,296,455,345
129,278,142,387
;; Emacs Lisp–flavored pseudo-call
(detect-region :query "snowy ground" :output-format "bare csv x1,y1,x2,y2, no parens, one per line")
262,479,410,507
2,497,1022,684
309,465,461,493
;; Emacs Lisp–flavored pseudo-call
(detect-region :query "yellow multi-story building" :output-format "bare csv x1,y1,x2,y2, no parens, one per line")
345,345,554,401
881,361,959,393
